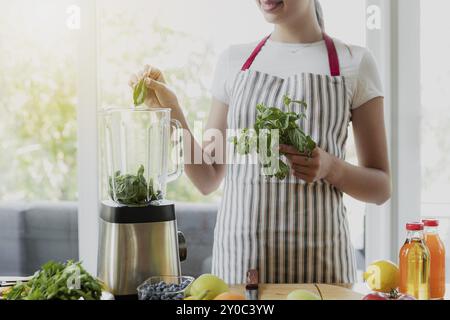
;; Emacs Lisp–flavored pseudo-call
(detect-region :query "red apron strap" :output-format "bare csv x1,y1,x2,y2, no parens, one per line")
323,33,341,76
241,33,341,76
241,35,271,71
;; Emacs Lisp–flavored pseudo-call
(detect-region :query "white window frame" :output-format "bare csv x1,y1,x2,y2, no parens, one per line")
365,0,421,264
77,0,99,275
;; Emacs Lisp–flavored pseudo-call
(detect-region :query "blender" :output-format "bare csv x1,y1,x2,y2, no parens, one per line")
97,106,186,299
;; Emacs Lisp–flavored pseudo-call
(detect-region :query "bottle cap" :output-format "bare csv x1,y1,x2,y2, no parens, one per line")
422,219,439,227
406,222,424,231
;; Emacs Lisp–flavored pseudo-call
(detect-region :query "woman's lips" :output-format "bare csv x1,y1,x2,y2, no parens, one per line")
260,0,283,13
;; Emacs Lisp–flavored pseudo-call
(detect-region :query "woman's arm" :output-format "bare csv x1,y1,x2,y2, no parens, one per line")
182,98,228,196
329,97,391,205
133,66,228,195
281,97,391,205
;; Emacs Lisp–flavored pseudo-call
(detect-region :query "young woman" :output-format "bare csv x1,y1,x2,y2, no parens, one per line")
131,0,391,284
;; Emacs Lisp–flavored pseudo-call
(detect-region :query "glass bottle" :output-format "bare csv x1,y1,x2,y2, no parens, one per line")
422,219,446,300
399,222,431,300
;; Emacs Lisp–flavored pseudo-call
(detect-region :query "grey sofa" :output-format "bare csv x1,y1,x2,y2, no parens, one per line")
0,202,218,277
1,202,366,279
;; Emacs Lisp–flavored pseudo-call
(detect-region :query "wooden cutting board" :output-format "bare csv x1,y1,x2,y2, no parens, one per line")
230,284,363,300
315,284,364,300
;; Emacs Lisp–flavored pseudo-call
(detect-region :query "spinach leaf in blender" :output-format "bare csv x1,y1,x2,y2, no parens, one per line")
109,165,161,206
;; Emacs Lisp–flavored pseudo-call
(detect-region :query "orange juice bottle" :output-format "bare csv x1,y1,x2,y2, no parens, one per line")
399,222,431,300
422,219,446,300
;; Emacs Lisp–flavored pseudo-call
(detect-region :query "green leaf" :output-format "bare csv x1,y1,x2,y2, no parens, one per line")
283,95,292,107
133,78,147,106
109,165,160,206
5,261,102,301
283,95,307,109
231,95,316,180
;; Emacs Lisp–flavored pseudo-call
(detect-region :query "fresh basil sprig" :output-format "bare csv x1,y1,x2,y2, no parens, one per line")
231,95,316,180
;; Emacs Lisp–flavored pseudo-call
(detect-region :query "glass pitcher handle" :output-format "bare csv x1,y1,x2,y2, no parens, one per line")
167,119,184,183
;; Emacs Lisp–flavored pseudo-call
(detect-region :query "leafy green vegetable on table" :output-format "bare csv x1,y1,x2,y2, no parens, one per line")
109,165,162,206
231,95,316,180
133,78,147,107
5,261,103,300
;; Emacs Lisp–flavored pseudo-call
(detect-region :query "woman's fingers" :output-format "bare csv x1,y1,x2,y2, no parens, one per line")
142,64,165,83
291,165,318,183
279,144,299,155
286,154,314,167
129,74,139,88
292,164,316,175
130,65,180,109
283,147,321,182
143,78,179,109
145,78,168,92
130,65,166,89
280,145,326,183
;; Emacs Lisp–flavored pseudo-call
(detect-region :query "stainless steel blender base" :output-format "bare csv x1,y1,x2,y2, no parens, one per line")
97,202,185,297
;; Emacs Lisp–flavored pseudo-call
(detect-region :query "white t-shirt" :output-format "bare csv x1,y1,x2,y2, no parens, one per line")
211,37,383,110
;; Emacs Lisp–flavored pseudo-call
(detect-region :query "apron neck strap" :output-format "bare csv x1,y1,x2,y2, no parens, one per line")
241,35,271,72
323,33,341,77
241,33,341,77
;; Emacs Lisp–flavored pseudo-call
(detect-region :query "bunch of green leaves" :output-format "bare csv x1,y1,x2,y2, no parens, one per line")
231,95,316,180
109,165,162,206
133,78,147,106
5,261,102,301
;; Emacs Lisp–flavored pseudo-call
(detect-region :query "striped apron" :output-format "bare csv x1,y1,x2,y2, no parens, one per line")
212,34,357,285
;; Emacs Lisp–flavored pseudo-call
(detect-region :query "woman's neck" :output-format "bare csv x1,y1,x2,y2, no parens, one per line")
271,11,323,44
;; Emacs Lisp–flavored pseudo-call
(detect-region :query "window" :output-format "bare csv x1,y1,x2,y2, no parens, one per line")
420,0,450,277
0,0,79,201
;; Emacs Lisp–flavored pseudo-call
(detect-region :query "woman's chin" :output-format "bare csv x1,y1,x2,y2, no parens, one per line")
261,12,285,24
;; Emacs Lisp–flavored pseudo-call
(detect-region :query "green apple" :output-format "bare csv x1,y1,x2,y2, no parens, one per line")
190,274,229,300
287,289,322,301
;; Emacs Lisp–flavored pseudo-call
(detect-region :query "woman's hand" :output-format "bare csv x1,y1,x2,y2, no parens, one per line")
129,65,180,109
280,145,335,183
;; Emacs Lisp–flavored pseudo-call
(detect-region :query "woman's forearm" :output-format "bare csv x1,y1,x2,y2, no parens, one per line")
183,128,225,196
326,156,391,205
171,106,225,196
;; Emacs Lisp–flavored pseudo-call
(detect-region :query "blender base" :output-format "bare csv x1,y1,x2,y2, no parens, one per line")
98,201,184,298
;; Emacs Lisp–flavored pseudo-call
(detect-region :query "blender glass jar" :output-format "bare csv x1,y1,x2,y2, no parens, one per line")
100,107,183,207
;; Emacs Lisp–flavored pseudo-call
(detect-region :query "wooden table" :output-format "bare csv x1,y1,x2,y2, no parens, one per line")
230,284,364,300
230,283,450,300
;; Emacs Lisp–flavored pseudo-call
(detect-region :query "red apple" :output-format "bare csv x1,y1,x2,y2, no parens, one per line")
363,293,388,300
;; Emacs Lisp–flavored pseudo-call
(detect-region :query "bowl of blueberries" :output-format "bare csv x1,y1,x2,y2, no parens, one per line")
137,276,194,301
